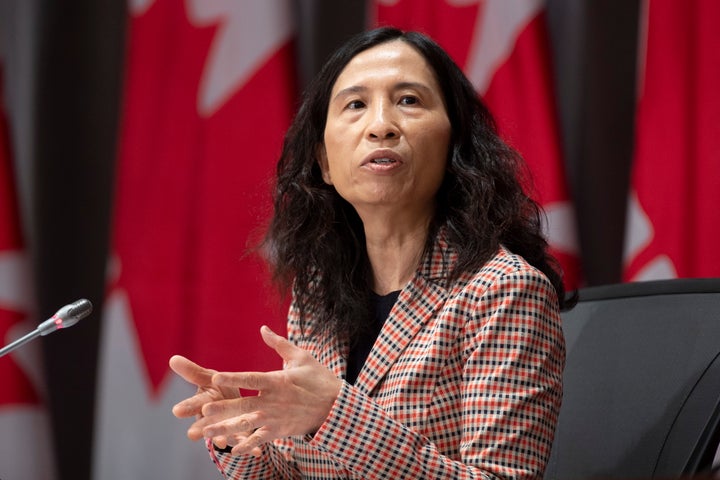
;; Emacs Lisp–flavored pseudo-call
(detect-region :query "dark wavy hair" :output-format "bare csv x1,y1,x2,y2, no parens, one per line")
263,27,574,339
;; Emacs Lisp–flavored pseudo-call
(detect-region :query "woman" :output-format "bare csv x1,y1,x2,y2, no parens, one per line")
170,27,572,479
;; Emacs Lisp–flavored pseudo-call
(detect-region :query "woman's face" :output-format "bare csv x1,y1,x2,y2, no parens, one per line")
319,40,451,221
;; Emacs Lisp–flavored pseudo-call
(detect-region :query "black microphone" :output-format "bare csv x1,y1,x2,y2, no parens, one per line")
0,299,93,358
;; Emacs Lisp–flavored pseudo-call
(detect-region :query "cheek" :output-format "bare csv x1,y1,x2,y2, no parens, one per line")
323,123,343,160
320,141,351,187
423,126,451,166
421,127,451,191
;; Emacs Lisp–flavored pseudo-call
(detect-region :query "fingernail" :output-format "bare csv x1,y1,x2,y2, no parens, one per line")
202,403,218,416
261,325,276,335
172,403,187,417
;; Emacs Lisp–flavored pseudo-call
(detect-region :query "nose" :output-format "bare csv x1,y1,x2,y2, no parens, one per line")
367,101,400,140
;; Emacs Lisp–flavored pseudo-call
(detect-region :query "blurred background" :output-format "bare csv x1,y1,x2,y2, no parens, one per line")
0,0,717,479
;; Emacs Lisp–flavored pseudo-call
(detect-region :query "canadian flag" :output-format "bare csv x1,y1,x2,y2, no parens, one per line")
93,1,296,478
623,0,720,281
373,0,581,289
0,67,56,480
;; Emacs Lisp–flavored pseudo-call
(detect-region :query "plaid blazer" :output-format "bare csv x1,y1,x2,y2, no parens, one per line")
210,231,565,479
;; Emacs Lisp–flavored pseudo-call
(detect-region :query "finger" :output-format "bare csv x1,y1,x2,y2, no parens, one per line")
201,396,260,418
186,414,217,441
232,425,272,456
259,325,298,363
203,411,264,439
212,371,270,391
212,436,228,449
169,355,215,386
225,432,250,448
172,390,216,418
217,434,261,456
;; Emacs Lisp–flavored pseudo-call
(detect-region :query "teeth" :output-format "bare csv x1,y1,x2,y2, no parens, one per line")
372,158,394,164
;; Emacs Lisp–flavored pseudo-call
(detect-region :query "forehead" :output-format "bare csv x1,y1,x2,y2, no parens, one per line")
331,40,440,93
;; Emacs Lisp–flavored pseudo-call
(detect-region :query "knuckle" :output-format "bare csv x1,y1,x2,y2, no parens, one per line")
201,402,220,417
247,433,264,449
235,417,253,432
246,373,262,390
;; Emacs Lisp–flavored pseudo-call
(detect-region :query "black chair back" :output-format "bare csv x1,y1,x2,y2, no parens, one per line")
546,278,720,479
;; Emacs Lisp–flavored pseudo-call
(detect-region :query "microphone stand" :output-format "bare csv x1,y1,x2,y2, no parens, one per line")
0,328,43,357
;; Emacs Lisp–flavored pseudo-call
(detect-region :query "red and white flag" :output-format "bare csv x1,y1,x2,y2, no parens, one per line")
0,67,56,480
623,0,720,281
373,0,581,289
93,1,296,478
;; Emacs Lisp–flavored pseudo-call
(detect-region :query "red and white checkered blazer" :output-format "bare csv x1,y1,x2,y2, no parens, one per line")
210,230,565,479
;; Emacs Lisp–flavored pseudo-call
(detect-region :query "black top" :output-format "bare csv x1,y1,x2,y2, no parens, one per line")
346,290,401,385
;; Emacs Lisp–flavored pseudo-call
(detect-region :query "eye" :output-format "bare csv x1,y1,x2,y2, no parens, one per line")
399,95,419,106
346,99,365,110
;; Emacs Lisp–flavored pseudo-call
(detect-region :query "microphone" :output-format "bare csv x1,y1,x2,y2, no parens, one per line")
0,299,93,358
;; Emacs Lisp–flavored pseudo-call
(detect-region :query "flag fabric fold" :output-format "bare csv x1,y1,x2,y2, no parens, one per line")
623,0,720,281
93,1,296,478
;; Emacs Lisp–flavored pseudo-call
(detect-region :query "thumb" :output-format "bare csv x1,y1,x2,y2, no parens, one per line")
260,325,297,363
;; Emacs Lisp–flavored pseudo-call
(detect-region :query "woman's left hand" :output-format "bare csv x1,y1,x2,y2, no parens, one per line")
201,325,343,456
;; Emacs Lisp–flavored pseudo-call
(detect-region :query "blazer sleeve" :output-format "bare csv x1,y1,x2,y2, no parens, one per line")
207,436,302,479
307,267,565,480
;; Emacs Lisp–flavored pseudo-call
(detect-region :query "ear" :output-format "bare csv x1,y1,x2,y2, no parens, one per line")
316,144,332,185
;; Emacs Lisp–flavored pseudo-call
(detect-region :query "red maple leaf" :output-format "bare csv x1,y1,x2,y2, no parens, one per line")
112,0,294,394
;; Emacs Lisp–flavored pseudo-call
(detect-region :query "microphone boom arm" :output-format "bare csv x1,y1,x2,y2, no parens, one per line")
0,299,92,358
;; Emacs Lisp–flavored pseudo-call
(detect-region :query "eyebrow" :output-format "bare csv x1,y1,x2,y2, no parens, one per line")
332,81,434,102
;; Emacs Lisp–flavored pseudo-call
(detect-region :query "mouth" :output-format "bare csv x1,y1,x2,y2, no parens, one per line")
369,157,397,165
362,150,403,166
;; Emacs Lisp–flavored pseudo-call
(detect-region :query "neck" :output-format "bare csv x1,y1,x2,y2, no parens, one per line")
360,209,432,295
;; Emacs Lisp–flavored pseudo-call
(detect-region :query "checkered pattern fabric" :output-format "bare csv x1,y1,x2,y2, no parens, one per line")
210,231,565,479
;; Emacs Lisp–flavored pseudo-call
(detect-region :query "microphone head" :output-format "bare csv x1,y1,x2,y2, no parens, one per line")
38,299,94,335
57,299,93,328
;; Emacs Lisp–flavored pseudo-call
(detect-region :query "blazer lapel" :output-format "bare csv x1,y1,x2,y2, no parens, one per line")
354,227,456,395
355,272,448,396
